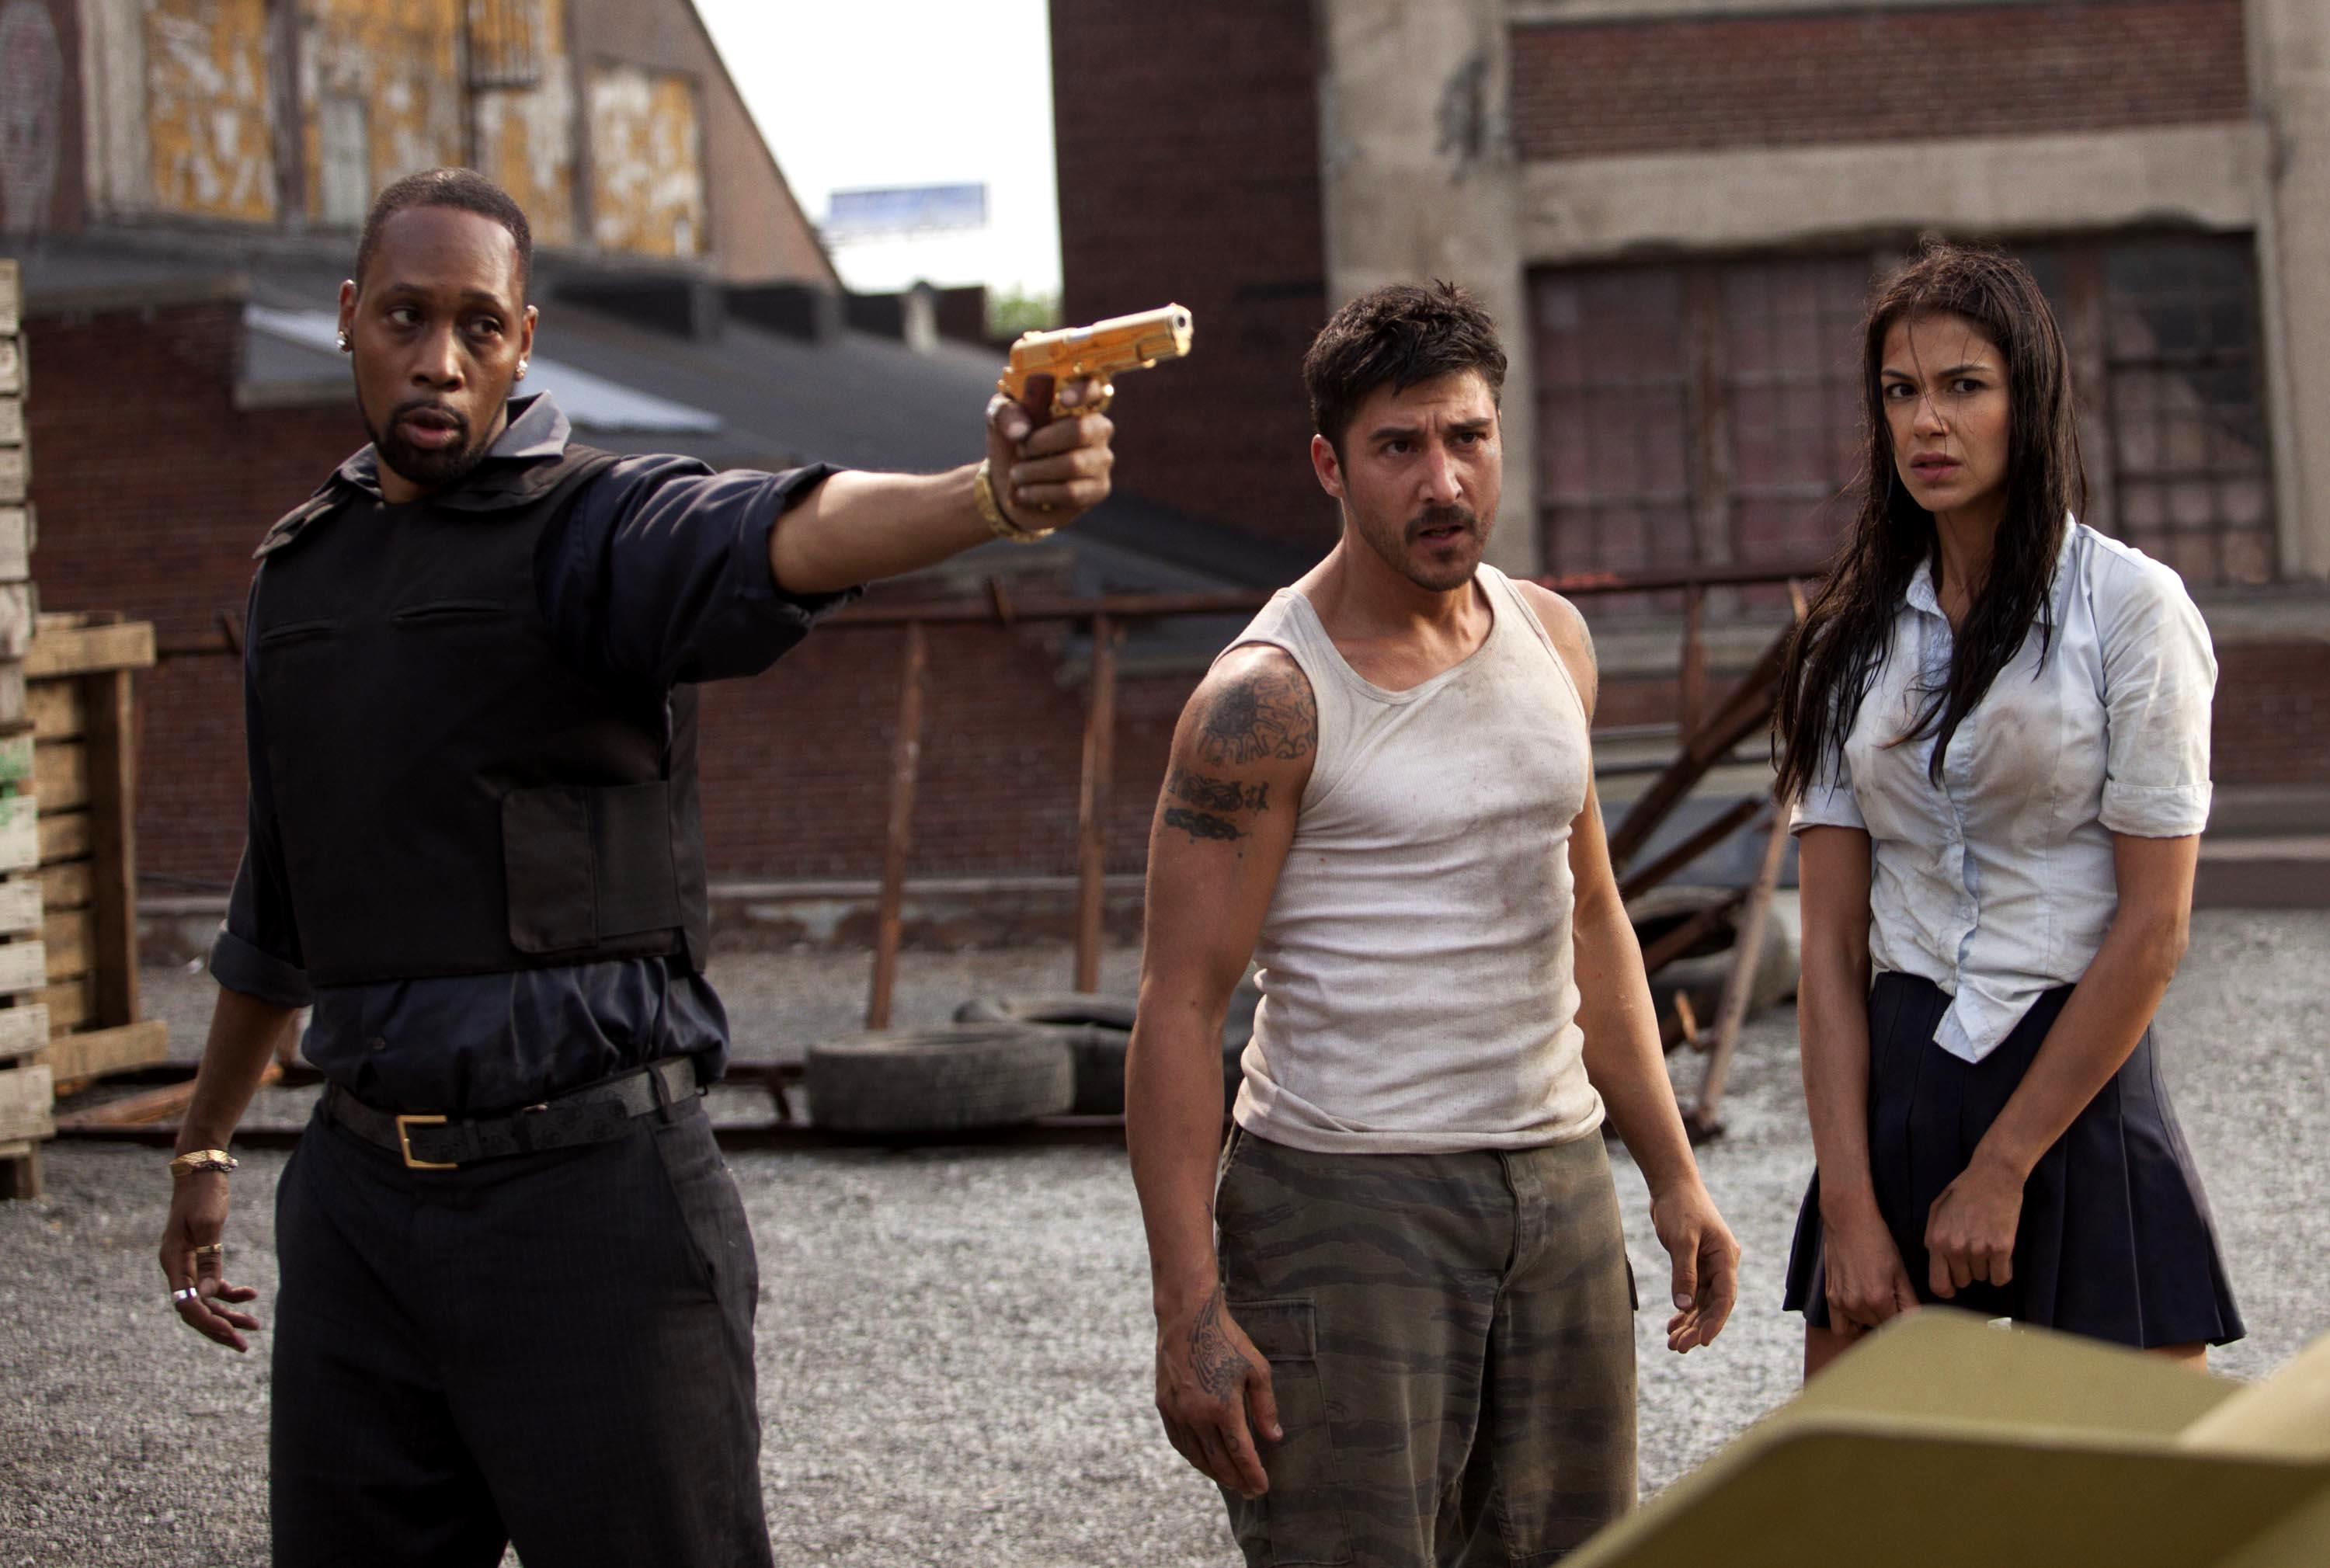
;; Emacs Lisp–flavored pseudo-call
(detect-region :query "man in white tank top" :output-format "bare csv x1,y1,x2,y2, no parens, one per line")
1126,283,1741,1565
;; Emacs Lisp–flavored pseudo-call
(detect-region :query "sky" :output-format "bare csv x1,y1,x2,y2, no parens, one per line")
691,0,1063,300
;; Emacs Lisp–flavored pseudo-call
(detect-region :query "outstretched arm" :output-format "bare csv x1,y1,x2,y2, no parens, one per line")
1127,645,1316,1498
1518,582,1741,1351
768,377,1115,593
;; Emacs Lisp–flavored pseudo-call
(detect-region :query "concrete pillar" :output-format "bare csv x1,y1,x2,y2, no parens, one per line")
2252,0,2330,581
1316,0,1541,577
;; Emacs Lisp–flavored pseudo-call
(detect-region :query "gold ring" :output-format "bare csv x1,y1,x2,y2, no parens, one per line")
192,1243,224,1258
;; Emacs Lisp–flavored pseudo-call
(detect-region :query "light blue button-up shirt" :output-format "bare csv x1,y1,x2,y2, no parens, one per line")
1791,523,2216,1062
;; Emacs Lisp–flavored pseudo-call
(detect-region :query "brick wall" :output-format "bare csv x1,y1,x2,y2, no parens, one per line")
2214,641,2330,787
23,297,1198,894
24,301,361,888
30,297,2316,908
1048,0,1337,551
1513,0,2250,162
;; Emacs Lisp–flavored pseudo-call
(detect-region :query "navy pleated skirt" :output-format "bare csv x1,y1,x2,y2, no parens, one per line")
1782,971,2243,1349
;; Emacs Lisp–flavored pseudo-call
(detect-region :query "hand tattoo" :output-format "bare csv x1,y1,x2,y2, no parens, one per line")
1190,1285,1254,1403
1196,662,1316,767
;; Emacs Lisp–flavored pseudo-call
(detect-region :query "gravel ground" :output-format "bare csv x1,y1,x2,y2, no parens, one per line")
5,909,2325,1566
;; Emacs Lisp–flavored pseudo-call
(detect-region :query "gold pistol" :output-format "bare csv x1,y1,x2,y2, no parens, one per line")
998,303,1194,416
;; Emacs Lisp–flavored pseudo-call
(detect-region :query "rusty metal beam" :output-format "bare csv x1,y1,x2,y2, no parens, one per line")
1685,789,1796,1142
1636,888,1748,978
156,560,1834,662
1606,664,1781,871
1073,616,1121,993
864,623,928,1031
1678,583,1706,739
1618,798,1765,905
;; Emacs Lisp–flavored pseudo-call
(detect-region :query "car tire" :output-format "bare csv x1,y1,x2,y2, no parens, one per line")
805,1024,1076,1133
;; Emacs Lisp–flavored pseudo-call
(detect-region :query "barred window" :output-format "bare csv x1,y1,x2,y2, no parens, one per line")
1529,233,2276,606
466,0,544,90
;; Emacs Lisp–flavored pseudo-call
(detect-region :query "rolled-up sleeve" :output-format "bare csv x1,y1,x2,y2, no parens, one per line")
2097,557,2217,837
1790,700,1867,834
541,457,858,687
207,579,313,1007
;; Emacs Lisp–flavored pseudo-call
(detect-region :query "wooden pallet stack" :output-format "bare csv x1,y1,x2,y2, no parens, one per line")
0,259,168,1200
29,611,165,1092
0,258,50,1198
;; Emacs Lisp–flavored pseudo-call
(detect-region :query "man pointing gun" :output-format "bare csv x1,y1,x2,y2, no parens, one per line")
155,167,1165,1568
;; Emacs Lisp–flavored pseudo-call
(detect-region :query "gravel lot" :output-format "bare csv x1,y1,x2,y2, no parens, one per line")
5,909,2325,1566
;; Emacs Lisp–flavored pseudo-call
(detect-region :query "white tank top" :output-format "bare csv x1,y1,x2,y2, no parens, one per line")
1226,565,1605,1153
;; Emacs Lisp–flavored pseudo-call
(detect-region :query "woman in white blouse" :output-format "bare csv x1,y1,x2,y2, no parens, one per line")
1775,240,2241,1379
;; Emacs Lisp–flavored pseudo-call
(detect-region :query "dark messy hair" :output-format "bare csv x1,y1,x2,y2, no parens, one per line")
1303,280,1508,454
353,168,534,299
1775,237,2085,800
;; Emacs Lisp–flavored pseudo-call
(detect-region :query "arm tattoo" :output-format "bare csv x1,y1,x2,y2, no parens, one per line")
1168,767,1269,815
1196,662,1316,767
1190,1285,1254,1403
1163,806,1247,843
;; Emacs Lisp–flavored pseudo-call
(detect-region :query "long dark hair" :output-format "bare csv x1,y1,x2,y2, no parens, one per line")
1775,238,2086,799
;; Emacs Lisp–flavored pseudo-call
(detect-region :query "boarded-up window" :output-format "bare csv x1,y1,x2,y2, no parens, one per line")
316,96,369,228
587,64,704,259
471,0,574,246
1530,234,2275,603
144,0,277,221
465,0,543,89
299,0,464,227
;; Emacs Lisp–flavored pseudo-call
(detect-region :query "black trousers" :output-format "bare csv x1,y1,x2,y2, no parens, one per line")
270,1093,771,1568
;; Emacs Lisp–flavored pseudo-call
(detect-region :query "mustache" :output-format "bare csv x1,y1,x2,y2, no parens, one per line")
1405,504,1479,541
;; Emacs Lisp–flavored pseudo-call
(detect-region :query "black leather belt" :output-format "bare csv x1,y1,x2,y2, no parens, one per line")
323,1056,701,1171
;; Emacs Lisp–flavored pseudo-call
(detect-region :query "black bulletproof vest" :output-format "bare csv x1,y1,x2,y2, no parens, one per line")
250,444,711,986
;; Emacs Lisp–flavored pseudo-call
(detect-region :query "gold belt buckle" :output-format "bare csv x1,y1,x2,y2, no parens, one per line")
394,1113,459,1170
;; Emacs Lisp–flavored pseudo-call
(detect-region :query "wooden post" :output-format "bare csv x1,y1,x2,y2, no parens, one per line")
85,669,139,1029
1073,614,1119,993
1678,582,1706,741
1686,787,1795,1141
864,623,927,1031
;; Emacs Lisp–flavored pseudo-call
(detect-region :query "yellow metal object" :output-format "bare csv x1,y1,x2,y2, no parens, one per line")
998,304,1193,419
167,1149,237,1178
973,461,1053,544
1567,1312,2330,1568
394,1113,458,1171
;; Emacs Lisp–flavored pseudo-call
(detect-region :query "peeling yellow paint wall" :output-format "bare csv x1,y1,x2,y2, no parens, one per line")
587,62,702,259
297,0,464,228
144,0,278,221
471,0,574,245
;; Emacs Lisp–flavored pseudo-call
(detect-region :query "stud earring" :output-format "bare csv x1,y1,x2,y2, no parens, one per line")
516,360,528,379
336,331,350,352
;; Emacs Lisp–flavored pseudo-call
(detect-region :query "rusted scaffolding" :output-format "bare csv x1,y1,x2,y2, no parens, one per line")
139,555,1825,1140
821,556,1823,1137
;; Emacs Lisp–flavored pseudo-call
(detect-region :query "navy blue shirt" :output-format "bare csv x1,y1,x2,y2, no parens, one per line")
210,393,849,1114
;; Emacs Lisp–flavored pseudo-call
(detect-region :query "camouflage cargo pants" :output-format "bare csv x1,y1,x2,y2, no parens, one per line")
1213,1127,1637,1567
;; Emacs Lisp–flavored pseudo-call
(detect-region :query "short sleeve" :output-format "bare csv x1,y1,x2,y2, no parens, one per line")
2096,557,2216,837
541,457,857,688
1789,694,1866,834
